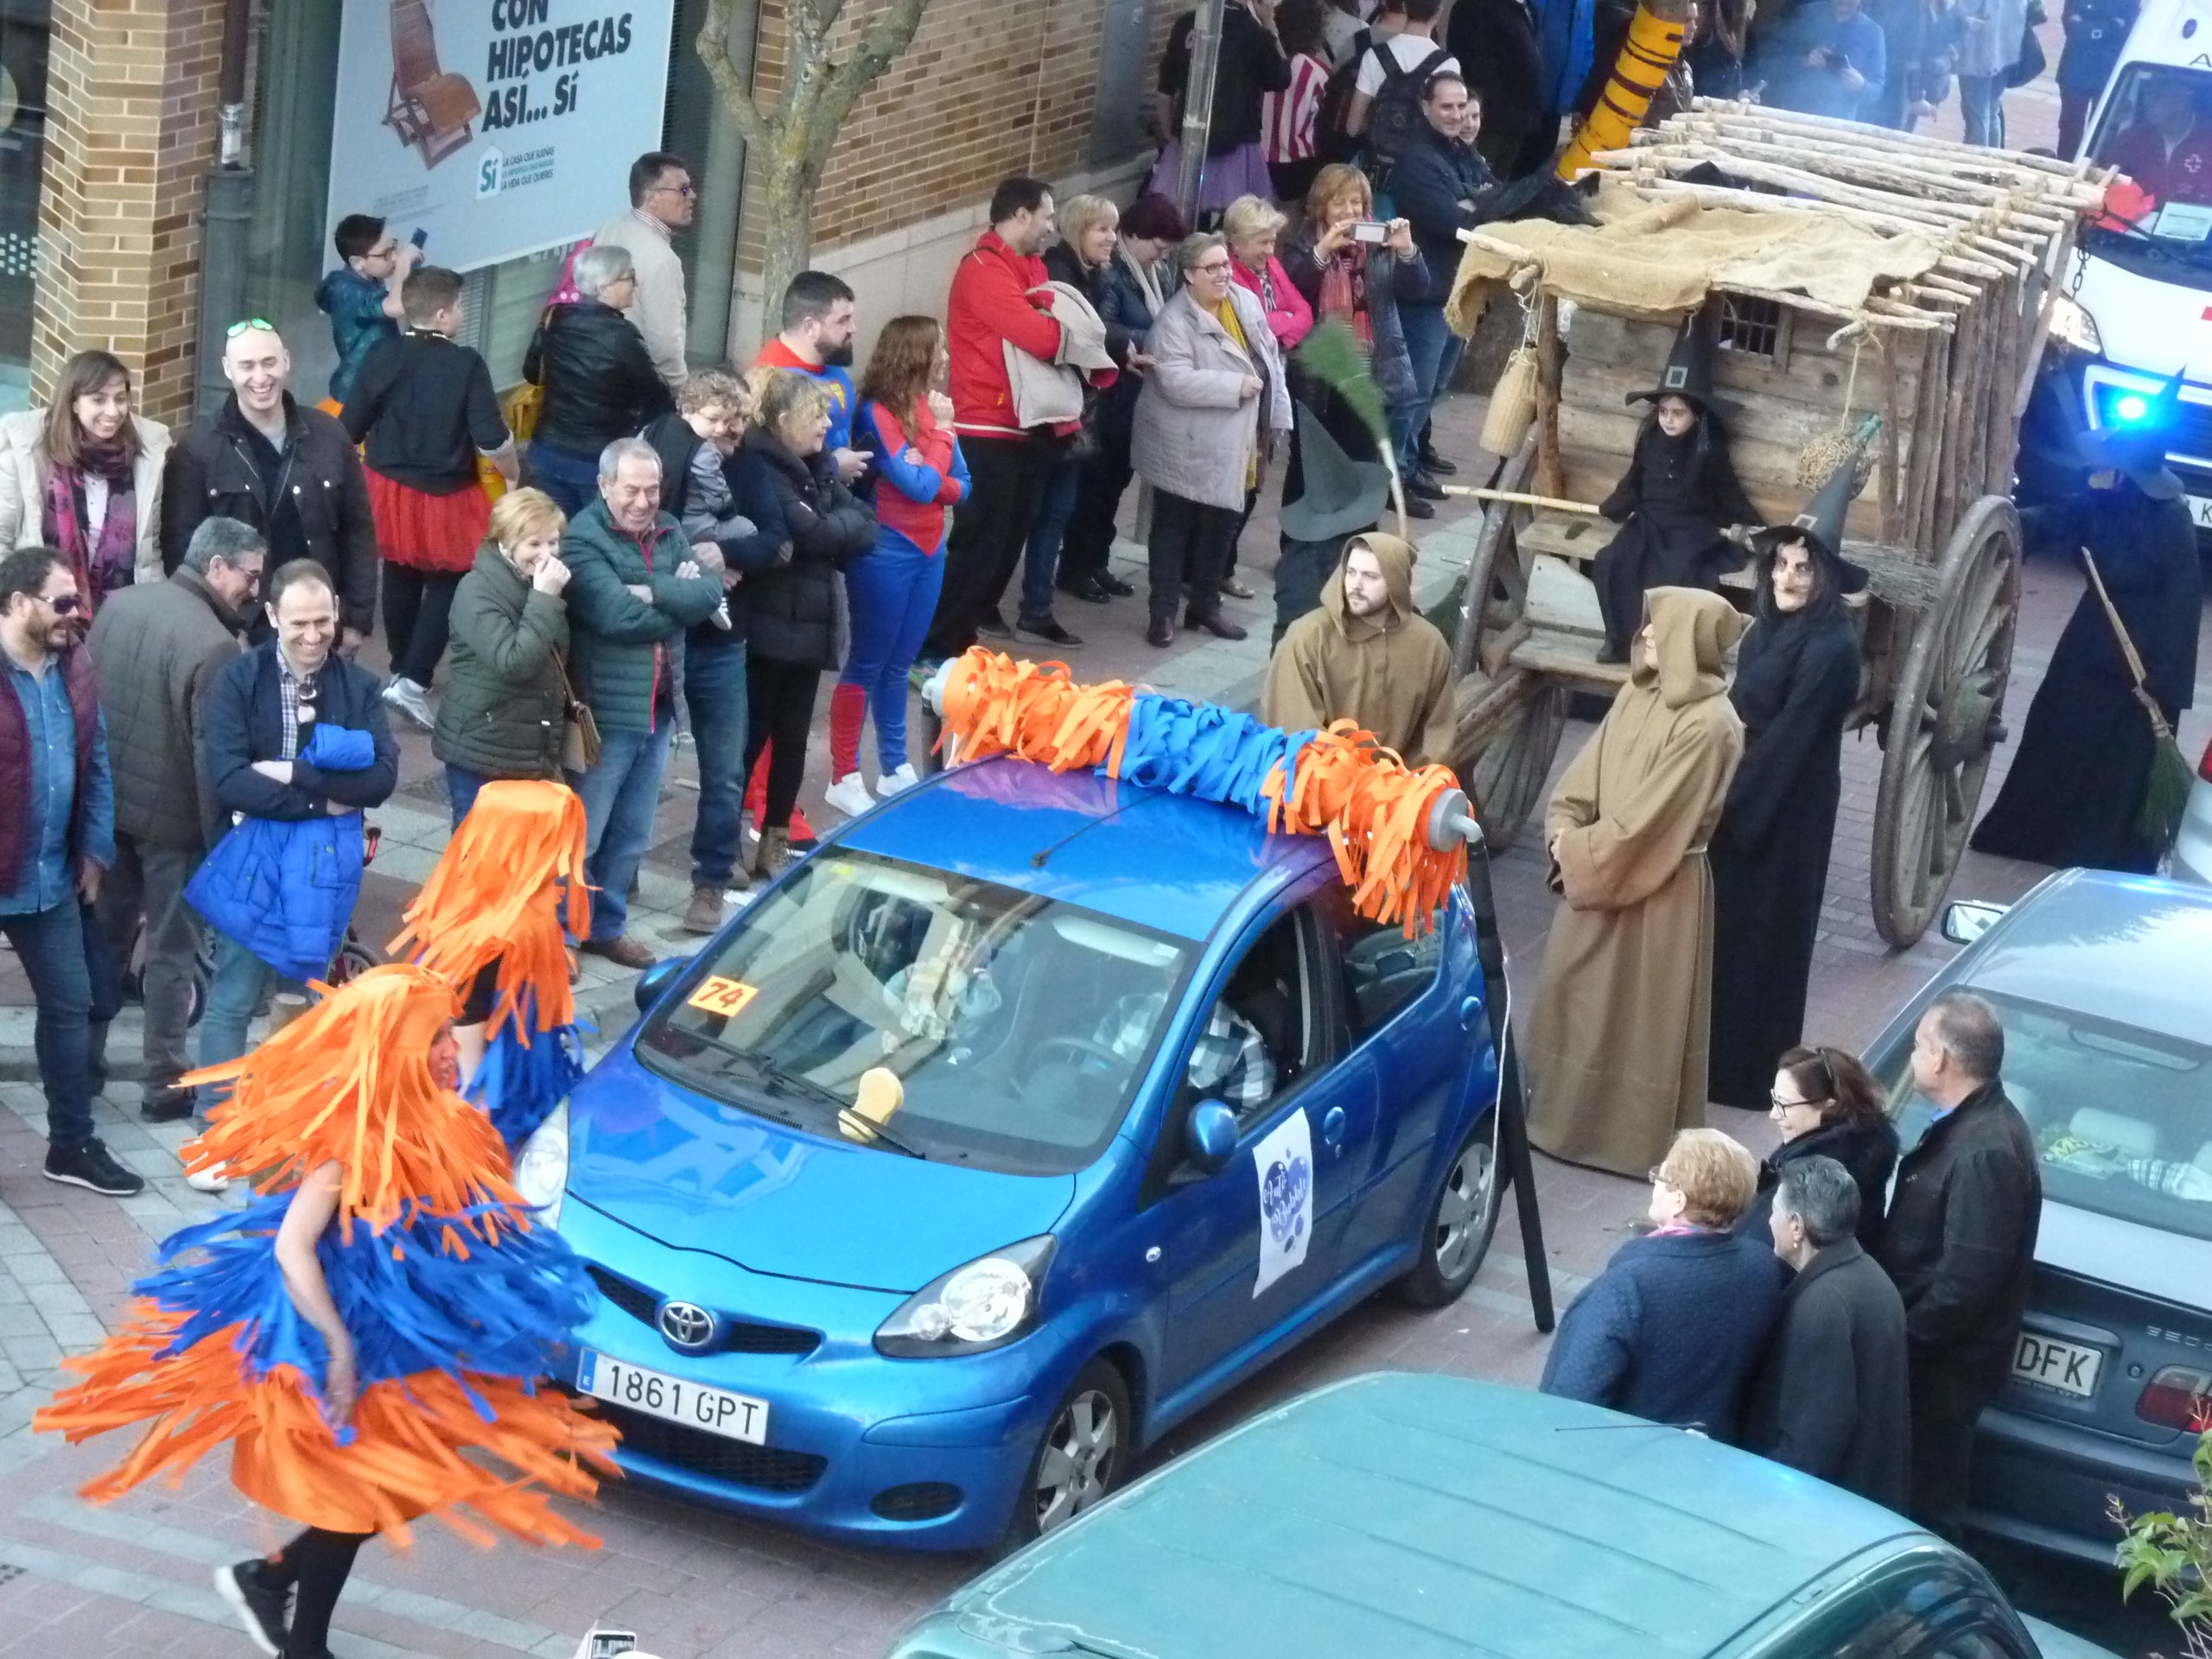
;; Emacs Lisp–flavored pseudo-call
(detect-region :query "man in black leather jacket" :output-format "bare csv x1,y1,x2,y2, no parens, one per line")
161,324,378,653
1876,989,2041,1541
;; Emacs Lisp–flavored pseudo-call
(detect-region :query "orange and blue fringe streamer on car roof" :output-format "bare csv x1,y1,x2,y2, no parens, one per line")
34,965,620,1547
936,648,1467,933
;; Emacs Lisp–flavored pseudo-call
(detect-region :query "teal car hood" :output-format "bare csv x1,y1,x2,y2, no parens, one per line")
943,1373,1920,1659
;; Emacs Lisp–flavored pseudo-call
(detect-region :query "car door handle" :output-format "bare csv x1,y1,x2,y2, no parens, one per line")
1459,995,1483,1032
1321,1106,1346,1147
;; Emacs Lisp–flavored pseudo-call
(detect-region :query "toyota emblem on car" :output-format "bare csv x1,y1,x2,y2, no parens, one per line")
658,1300,715,1351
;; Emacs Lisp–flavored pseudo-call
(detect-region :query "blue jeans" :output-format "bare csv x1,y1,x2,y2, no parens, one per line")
0,900,97,1150
1959,75,2007,149
842,535,947,772
575,721,673,941
1018,450,1083,622
1396,303,1465,473
445,763,490,829
197,930,307,1118
683,640,750,888
525,441,602,518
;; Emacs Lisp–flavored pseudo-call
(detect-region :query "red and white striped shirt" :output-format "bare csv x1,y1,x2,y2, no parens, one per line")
1262,51,1332,165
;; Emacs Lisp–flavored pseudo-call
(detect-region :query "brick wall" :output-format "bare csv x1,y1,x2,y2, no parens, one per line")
733,0,1172,271
32,0,227,425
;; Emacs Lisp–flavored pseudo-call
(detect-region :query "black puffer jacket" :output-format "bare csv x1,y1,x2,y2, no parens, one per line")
161,395,378,638
1875,1080,2042,1382
524,301,673,458
433,543,569,780
1737,1115,1902,1255
730,429,874,672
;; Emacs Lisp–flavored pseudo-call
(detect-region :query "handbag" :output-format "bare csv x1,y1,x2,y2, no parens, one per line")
2007,5,2047,86
554,653,601,773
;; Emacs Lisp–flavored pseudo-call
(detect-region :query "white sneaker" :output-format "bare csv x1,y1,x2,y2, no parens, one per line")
381,676,435,731
877,764,922,798
186,1161,232,1194
823,772,876,818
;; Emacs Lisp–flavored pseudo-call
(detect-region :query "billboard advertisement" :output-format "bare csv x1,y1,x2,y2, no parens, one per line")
324,0,677,273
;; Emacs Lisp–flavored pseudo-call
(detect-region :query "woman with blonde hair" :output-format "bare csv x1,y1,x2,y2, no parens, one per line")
0,349,171,609
732,369,876,875
432,486,572,825
1219,192,1313,596
1541,1126,1784,1440
824,317,969,816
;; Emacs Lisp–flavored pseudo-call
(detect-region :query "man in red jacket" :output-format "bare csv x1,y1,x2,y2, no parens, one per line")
922,177,1071,661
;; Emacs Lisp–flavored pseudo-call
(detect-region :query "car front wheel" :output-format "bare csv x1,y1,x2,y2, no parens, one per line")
1011,1357,1131,1545
1400,1114,1502,1307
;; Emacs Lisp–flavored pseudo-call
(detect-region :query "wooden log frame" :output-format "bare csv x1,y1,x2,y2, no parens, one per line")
1678,99,2115,196
1535,293,1566,499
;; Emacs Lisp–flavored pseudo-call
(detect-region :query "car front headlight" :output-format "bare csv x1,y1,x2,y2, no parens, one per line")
513,1099,570,1227
2050,294,2102,356
874,1236,1057,1357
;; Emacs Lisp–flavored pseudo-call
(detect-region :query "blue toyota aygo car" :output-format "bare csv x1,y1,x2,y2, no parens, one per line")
513,755,1504,1550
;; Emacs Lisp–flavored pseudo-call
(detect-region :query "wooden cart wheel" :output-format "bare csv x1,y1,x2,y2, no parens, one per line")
1452,435,1541,683
1872,494,2021,948
1470,682,1567,851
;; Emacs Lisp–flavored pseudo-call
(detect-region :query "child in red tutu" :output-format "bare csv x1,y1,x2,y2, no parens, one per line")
341,266,519,731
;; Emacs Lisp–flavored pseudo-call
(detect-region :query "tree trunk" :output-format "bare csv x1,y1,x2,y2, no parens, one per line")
1555,0,1694,181
755,151,821,340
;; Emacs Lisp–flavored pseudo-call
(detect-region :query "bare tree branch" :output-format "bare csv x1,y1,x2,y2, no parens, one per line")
696,0,770,149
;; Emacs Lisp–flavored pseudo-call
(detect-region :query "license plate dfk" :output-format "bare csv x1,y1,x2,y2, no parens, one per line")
2188,495,2212,530
578,1350,770,1444
2012,1331,2104,1399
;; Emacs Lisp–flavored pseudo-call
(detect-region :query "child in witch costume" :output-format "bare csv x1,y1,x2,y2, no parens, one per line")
1592,321,1758,664
389,778,591,1149
35,965,618,1659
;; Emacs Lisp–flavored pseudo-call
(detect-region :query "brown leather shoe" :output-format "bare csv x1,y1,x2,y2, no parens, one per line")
679,886,726,936
581,935,658,970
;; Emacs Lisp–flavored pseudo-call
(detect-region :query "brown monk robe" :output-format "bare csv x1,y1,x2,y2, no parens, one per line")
1528,588,1748,1178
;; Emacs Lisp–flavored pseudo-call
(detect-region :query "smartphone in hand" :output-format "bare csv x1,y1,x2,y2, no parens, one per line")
1351,220,1389,245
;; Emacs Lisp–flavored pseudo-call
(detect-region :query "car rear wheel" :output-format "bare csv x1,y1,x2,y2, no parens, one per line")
1400,1115,1502,1307
1011,1357,1131,1545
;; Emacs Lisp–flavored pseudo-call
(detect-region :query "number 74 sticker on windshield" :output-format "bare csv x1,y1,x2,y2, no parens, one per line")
1252,1109,1313,1297
687,976,759,1018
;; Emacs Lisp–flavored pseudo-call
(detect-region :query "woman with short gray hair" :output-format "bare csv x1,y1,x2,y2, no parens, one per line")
521,244,672,515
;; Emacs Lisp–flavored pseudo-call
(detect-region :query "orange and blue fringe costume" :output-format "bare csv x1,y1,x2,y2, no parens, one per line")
937,648,1467,932
389,779,591,1149
35,965,619,1546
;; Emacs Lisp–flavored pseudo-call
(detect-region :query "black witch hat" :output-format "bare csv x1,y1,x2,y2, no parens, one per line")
1627,318,1734,423
2075,375,2186,502
1753,458,1872,594
1280,401,1393,544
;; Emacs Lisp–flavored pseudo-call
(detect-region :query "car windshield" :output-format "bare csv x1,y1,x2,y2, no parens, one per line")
2088,66,2212,257
1880,990,2212,1243
634,849,1195,1176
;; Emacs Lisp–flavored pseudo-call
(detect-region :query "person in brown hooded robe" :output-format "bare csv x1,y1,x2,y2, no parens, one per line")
1528,587,1748,1179
1261,531,1456,765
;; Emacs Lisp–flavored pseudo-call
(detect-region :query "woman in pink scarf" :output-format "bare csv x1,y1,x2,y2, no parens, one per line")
0,350,172,614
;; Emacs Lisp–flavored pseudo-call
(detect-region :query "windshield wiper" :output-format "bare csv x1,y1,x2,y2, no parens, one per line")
842,1113,928,1160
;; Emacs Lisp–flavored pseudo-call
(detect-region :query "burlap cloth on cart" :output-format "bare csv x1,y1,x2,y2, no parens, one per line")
1445,178,1948,334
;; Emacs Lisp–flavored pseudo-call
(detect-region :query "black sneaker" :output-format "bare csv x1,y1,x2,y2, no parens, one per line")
43,1140,144,1198
1420,449,1459,476
975,609,1014,639
141,1084,197,1123
214,1559,289,1657
1017,614,1084,647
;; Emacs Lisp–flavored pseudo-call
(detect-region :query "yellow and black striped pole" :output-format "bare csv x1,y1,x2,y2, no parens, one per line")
1555,3,1689,181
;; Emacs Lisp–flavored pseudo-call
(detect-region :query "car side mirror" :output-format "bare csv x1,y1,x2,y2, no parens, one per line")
1940,901,2006,947
634,957,691,1013
1185,1099,1239,1176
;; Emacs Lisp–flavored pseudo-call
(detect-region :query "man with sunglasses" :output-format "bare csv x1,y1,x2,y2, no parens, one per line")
162,321,378,658
592,150,698,391
0,549,140,1198
83,518,264,1123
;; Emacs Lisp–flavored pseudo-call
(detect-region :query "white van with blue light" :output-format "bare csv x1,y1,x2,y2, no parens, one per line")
2023,0,2212,537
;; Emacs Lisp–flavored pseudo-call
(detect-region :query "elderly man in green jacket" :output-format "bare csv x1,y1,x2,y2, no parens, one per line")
563,435,725,969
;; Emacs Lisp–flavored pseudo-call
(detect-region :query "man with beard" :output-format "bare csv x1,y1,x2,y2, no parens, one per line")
1262,533,1455,766
753,270,868,487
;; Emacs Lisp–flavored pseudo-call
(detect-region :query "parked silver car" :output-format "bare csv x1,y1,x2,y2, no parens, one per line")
1862,869,2212,1565
2173,732,2212,886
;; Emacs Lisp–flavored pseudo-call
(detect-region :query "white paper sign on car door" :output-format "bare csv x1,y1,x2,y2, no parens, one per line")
1252,1109,1313,1298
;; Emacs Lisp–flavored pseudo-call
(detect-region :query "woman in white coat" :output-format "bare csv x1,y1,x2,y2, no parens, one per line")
1130,232,1292,648
0,349,172,614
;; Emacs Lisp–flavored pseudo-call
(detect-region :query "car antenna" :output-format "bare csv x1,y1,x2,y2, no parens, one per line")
1027,798,1149,870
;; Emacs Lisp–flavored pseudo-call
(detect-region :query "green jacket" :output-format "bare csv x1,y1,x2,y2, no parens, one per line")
560,499,723,734
432,543,569,780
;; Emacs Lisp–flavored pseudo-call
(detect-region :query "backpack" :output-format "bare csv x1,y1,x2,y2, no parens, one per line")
1315,27,1370,164
1363,41,1453,178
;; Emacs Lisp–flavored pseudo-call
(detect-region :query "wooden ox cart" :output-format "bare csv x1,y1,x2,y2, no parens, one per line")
1440,102,2113,946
